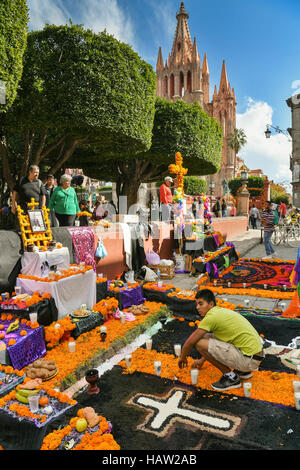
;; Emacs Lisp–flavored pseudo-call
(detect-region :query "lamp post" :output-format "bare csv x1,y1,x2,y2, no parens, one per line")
265,124,291,141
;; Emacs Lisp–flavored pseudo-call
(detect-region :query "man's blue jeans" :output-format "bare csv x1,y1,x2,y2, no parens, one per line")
264,231,275,256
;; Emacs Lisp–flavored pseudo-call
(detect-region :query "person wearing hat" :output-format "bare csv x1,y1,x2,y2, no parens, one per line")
160,176,173,221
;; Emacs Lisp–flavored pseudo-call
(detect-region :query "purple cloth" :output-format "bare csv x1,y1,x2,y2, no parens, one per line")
226,241,235,250
120,287,145,309
213,234,220,247
4,321,46,370
67,226,96,271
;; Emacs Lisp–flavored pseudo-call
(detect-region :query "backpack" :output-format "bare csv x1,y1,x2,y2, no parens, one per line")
273,211,279,226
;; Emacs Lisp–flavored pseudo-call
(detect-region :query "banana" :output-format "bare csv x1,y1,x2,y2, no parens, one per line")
17,389,39,398
15,391,29,404
7,319,19,333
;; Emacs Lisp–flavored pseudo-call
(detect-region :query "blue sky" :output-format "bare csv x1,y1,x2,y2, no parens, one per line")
27,0,300,189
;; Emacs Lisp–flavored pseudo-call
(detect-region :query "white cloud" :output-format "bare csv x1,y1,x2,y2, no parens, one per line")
236,97,292,187
28,0,68,30
28,0,135,47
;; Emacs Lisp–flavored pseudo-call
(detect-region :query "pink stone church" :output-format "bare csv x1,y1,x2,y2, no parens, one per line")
156,2,237,197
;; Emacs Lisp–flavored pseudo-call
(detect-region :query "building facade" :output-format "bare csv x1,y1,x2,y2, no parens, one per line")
286,94,300,206
156,2,237,197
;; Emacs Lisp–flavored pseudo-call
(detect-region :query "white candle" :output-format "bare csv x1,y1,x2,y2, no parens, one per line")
264,284,267,289
120,312,126,324
243,283,247,288
174,344,181,357
293,380,300,392
227,282,231,288
125,354,132,368
243,382,252,397
29,312,38,323
190,368,199,385
244,299,249,306
294,392,300,410
68,341,76,353
283,285,287,291
145,338,152,350
154,361,161,376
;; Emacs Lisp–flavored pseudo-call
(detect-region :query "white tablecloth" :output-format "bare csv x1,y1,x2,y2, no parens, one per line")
20,248,70,277
16,269,96,319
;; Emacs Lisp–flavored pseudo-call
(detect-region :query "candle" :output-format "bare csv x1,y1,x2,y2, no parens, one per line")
125,354,132,368
227,282,231,288
145,338,152,350
29,312,38,323
68,341,76,353
243,283,247,288
243,382,252,397
174,344,181,357
100,326,107,342
120,312,126,324
154,361,161,376
190,368,199,385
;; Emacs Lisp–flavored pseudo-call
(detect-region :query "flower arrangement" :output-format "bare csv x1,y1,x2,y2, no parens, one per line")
93,297,119,318
44,317,76,349
41,408,120,450
18,265,93,283
0,380,76,426
143,282,175,292
96,276,108,283
169,152,188,232
77,211,93,217
0,292,51,310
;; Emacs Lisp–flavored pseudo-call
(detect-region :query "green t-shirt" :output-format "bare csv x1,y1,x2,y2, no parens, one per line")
198,306,262,356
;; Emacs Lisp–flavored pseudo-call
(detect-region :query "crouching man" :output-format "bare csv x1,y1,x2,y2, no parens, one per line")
178,289,265,391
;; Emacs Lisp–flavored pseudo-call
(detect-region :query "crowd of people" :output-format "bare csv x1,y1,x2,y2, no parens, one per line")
9,165,114,227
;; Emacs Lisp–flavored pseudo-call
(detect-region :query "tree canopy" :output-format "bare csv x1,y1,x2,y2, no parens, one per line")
228,175,265,197
0,0,29,113
70,97,223,206
0,23,157,196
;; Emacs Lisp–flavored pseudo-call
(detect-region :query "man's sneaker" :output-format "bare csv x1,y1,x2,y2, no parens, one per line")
233,370,253,380
262,255,272,260
211,374,241,391
272,252,278,258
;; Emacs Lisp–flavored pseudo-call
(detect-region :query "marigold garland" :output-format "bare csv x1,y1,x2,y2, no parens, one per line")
18,265,93,283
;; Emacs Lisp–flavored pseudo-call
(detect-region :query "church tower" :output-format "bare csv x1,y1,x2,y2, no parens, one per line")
156,2,204,106
156,2,237,197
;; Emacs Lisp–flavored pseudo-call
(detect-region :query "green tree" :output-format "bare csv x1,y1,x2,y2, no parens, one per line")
184,176,207,195
70,98,223,208
228,175,264,197
0,23,156,200
270,183,290,205
227,128,247,177
0,0,29,113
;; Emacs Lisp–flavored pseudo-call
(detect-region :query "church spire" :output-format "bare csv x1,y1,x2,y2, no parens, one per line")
202,52,209,75
219,60,229,94
170,1,193,65
156,47,164,72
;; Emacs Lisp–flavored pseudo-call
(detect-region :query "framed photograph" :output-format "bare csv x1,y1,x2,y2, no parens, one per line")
28,209,47,233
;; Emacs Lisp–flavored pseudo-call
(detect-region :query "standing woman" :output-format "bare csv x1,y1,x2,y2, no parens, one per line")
49,174,80,226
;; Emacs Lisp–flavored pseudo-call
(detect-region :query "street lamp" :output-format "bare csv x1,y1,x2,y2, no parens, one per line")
241,169,248,183
264,124,291,141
